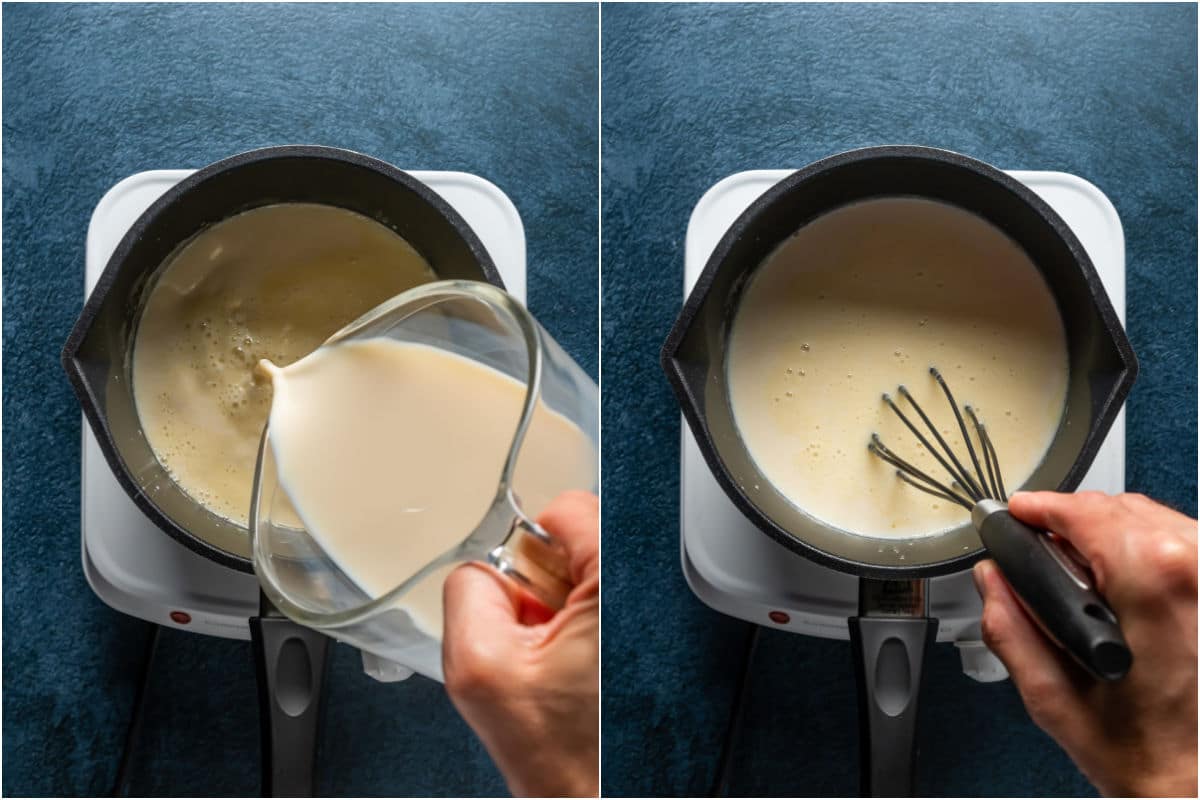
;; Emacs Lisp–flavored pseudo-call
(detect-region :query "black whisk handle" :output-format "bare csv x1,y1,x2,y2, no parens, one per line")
973,500,1132,681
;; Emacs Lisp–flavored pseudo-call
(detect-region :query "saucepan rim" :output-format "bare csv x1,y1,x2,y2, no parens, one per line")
661,144,1138,579
62,144,503,573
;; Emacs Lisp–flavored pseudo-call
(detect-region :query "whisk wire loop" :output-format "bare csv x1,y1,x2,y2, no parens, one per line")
885,389,983,502
930,368,990,500
872,367,1008,506
896,471,972,509
867,434,974,510
965,406,1006,501
980,418,1006,500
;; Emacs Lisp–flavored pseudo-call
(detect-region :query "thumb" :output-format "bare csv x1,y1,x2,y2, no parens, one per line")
442,562,524,683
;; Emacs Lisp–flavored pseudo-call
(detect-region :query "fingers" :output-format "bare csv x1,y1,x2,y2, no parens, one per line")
1010,491,1200,603
1008,491,1117,587
974,559,1083,732
537,490,599,585
442,562,525,694
447,491,598,640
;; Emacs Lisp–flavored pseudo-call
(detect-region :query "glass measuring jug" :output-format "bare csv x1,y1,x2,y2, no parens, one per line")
249,280,598,678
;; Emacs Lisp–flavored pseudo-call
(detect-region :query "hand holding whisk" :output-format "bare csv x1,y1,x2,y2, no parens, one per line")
870,367,1132,681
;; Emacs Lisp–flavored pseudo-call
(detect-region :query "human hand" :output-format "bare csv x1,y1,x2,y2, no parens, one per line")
443,491,599,798
974,491,1197,797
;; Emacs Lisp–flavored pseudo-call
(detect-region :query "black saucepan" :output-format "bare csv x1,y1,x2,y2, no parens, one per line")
661,145,1137,796
62,145,505,796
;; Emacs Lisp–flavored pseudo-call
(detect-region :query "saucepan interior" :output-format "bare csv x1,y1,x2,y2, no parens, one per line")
62,145,503,572
663,146,1137,579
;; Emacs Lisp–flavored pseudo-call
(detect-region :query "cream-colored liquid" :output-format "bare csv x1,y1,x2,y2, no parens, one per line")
262,339,597,635
132,204,435,526
728,198,1068,538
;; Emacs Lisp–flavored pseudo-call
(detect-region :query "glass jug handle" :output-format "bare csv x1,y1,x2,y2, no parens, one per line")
488,511,572,612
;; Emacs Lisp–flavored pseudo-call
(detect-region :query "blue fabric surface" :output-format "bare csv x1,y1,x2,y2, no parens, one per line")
3,3,596,796
601,3,1196,797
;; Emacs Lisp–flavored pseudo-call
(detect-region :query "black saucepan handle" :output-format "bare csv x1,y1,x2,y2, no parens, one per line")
849,609,937,796
974,500,1132,681
250,596,331,797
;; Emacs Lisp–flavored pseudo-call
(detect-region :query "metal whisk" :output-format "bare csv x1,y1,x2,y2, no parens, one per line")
867,365,1132,682
868,366,1006,508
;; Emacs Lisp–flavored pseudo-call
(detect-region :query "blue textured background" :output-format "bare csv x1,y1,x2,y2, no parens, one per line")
3,3,596,796
601,3,1196,797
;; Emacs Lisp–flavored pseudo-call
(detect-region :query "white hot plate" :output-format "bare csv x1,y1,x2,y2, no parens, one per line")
81,168,527,679
679,169,1127,682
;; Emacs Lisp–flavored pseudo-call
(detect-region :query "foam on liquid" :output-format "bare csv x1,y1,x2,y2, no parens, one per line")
132,204,435,526
727,197,1069,539
261,339,597,636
